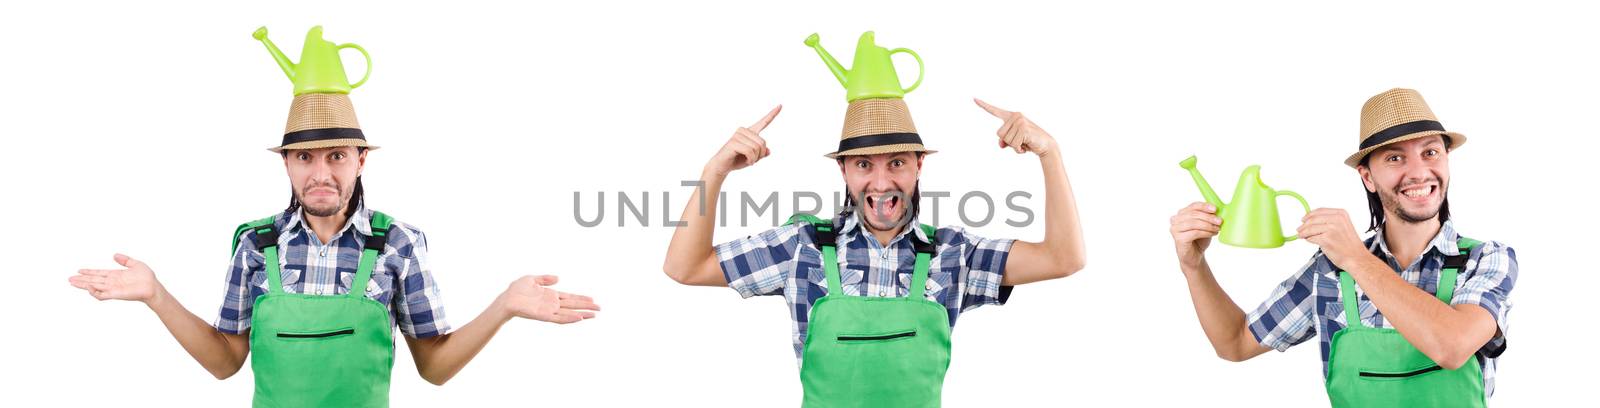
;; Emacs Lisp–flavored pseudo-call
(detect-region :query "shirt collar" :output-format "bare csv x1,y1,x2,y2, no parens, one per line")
283,203,373,240
1370,219,1461,258
836,212,930,247
1326,220,1460,279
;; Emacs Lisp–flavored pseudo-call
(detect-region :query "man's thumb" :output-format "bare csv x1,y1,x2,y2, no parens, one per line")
534,275,560,286
113,253,139,268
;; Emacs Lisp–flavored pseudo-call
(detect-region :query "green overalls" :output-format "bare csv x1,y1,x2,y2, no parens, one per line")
232,211,397,408
1325,237,1492,407
790,215,952,408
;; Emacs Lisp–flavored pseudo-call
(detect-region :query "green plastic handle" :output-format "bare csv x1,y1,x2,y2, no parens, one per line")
890,48,924,94
1276,190,1311,242
338,43,372,89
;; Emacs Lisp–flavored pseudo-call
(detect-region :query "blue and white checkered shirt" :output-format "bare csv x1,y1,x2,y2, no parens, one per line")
1245,221,1517,397
716,213,1015,362
213,205,452,339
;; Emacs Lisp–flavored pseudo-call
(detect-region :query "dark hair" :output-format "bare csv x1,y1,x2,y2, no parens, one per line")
1358,135,1452,231
282,147,367,217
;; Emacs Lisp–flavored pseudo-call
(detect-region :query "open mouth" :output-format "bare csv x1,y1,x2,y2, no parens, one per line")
1398,184,1437,202
864,192,903,220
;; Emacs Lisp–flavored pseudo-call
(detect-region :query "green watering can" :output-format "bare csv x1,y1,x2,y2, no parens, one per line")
252,26,371,95
805,31,924,102
1180,155,1312,249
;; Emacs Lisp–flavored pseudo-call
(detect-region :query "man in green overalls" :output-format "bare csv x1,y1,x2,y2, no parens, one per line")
67,31,600,406
1167,88,1518,407
663,93,1088,407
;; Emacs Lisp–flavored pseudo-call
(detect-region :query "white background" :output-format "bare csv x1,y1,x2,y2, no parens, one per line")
1,1,1591,406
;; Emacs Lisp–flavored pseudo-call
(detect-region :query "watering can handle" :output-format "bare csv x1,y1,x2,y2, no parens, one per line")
1276,190,1311,242
890,48,924,94
338,43,372,89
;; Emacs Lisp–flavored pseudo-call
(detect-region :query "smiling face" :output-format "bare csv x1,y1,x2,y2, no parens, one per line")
1358,135,1451,225
284,146,366,218
839,152,923,233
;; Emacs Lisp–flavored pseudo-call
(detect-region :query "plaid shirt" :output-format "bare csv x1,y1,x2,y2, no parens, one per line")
716,213,1015,362
213,205,452,339
1245,221,1517,397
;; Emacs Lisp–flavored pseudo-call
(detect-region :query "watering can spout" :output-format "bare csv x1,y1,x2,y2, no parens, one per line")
252,26,297,81
804,33,849,88
1179,155,1225,210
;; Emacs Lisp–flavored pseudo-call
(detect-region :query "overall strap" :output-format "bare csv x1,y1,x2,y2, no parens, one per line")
1339,235,1484,329
352,211,392,298
786,214,844,295
235,217,285,295
789,214,939,299
1436,236,1481,304
1338,271,1362,329
816,221,843,296
231,216,277,254
909,224,938,297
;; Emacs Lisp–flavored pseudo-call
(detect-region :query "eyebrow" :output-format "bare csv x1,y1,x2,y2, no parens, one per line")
1379,139,1446,155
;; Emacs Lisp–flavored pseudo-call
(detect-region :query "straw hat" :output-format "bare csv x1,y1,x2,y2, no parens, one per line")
268,93,380,153
824,98,937,159
1345,88,1464,168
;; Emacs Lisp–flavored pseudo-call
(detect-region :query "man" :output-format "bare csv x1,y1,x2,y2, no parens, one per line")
663,96,1086,407
68,77,599,406
1168,88,1517,407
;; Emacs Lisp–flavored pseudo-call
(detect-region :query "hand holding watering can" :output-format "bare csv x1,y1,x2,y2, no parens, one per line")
1296,208,1371,269
1171,156,1313,266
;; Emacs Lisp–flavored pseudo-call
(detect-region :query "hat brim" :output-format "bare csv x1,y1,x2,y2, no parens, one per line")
1344,131,1465,168
825,143,936,159
268,138,381,153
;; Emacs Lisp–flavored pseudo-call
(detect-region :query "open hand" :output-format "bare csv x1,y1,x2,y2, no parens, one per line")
495,275,600,324
69,254,161,303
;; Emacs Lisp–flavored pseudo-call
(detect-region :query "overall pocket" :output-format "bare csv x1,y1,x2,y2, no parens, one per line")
837,329,917,343
276,327,355,340
1358,364,1442,380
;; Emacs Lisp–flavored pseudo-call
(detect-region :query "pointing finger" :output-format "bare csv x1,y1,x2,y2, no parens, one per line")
974,98,1011,118
749,105,783,133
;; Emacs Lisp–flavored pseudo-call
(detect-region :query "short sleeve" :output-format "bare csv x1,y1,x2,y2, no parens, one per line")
1246,255,1323,352
946,226,1014,312
389,226,451,339
1450,241,1517,357
715,224,805,298
214,229,267,335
